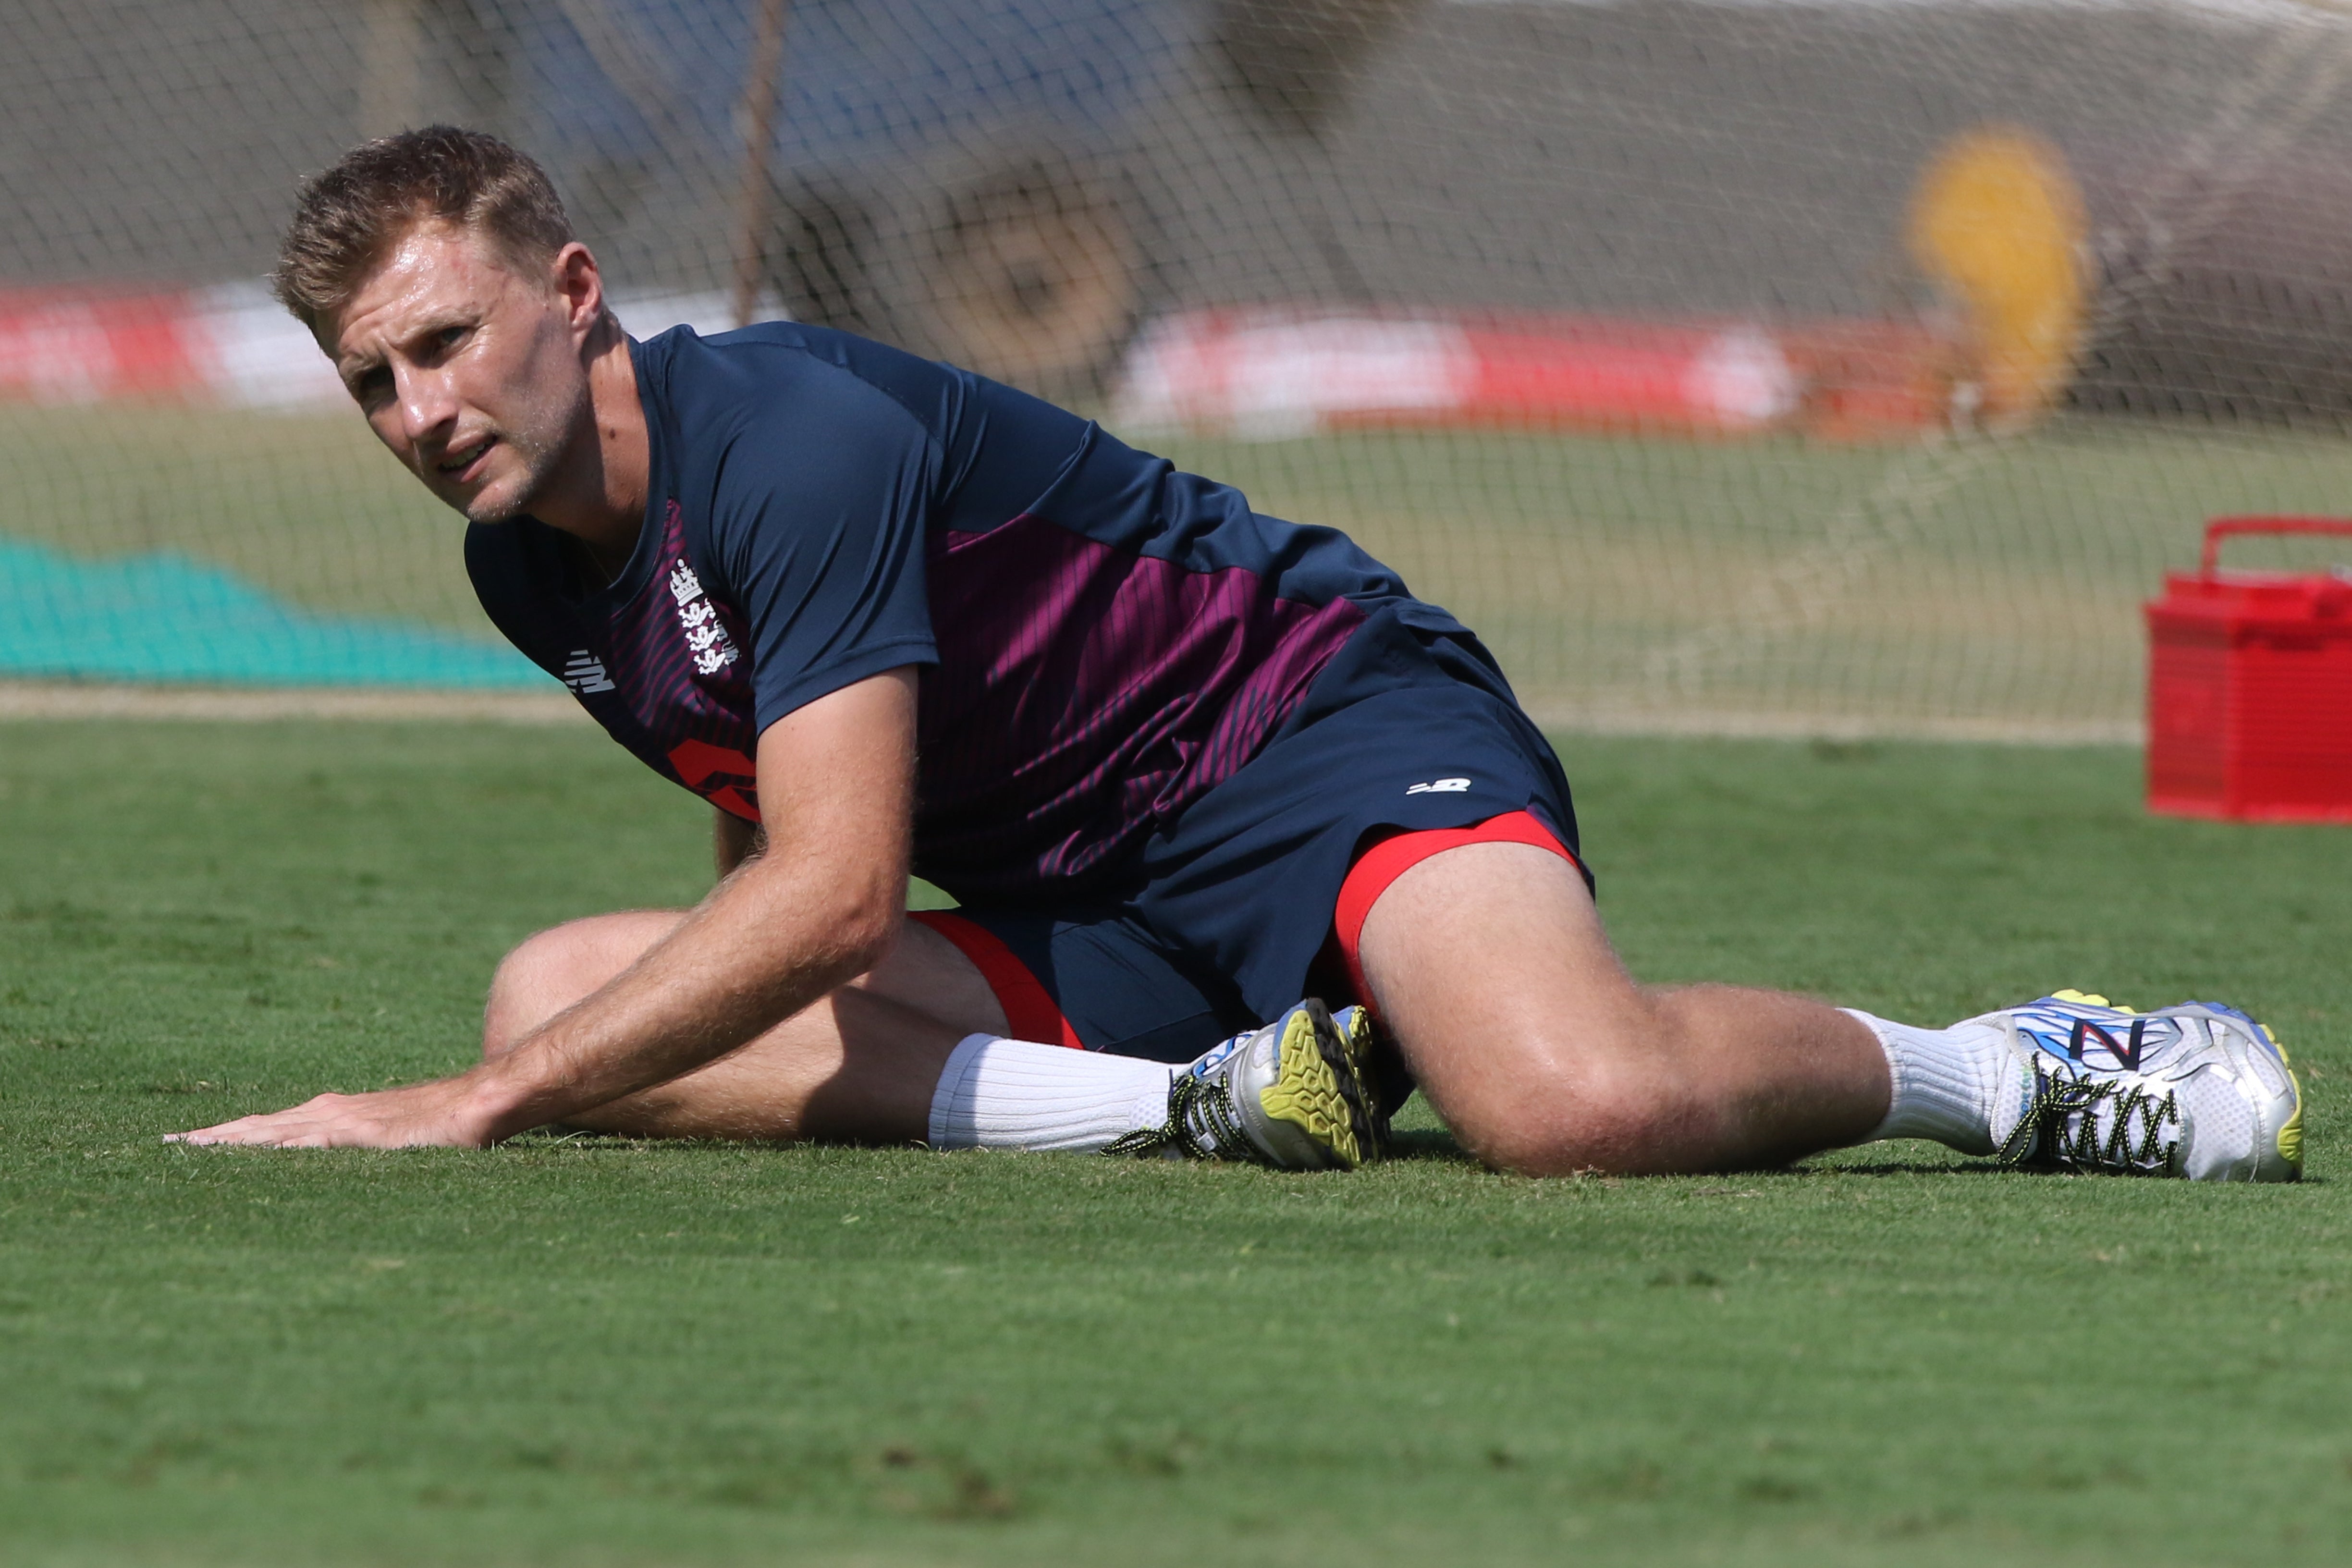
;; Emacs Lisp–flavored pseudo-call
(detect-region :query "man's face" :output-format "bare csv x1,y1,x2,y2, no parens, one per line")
329,222,592,526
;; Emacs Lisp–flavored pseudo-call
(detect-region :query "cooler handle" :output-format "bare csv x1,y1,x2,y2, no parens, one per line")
2201,516,2352,577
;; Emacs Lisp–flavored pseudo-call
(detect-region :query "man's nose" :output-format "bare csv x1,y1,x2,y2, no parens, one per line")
394,363,458,445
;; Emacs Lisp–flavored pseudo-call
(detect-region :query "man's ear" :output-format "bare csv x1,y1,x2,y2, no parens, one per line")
553,242,605,342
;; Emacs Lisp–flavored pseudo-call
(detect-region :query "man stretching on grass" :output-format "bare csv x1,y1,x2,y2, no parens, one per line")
176,127,2302,1183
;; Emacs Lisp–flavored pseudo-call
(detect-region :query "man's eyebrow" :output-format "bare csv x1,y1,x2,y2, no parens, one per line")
411,306,478,337
336,308,477,379
335,347,386,387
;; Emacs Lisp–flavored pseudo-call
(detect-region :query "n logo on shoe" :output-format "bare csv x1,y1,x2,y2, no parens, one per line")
2068,1017,2150,1071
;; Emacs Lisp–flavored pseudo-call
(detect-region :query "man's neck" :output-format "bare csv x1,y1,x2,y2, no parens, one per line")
529,318,647,581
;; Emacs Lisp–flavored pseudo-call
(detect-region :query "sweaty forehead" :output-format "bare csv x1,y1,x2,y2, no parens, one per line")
332,223,520,358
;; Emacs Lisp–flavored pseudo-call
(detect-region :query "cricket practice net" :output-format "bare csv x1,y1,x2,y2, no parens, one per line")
11,0,2352,738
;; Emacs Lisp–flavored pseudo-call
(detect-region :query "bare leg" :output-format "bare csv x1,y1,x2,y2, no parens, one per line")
482,913,1009,1143
1357,842,1890,1175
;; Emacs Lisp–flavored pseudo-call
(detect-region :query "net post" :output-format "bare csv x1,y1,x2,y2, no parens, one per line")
729,0,790,332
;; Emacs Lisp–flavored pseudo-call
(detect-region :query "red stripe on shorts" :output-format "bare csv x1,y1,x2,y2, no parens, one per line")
1332,809,1580,1005
907,909,1085,1049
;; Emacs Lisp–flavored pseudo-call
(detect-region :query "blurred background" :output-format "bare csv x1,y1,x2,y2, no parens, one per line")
10,0,2352,735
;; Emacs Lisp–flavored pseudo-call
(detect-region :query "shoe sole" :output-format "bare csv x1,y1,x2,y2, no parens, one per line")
1255,1000,1385,1170
1334,1004,1394,1160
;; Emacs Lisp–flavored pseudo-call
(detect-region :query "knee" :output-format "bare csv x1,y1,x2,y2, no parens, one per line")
1447,1066,1680,1176
1428,1010,1710,1176
481,919,631,1061
483,929,559,1060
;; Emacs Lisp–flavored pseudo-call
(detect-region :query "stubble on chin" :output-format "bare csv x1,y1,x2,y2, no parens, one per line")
466,378,594,527
460,467,536,527
458,427,564,526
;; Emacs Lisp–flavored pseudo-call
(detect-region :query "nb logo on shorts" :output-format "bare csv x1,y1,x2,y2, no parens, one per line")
1406,777,1472,795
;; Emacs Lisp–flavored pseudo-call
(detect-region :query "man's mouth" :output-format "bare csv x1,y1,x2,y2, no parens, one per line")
435,436,496,482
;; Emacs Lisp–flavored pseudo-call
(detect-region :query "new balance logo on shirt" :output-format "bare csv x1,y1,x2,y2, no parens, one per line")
1406,777,1471,795
561,650,616,694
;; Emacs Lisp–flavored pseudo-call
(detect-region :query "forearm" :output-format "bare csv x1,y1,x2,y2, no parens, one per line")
168,670,924,1152
466,851,898,1137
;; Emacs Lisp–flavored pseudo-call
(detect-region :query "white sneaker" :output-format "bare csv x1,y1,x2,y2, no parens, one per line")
1107,1001,1385,1169
1978,990,2303,1181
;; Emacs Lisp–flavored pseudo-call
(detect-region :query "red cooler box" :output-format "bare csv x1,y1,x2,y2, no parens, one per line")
2146,516,2352,821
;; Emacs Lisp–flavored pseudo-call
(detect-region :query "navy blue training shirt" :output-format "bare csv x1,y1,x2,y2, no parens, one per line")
466,322,1490,900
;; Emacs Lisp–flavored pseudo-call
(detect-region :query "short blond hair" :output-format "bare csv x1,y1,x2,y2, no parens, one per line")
272,126,576,331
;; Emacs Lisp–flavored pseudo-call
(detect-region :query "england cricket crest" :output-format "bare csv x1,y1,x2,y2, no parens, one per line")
668,560,741,676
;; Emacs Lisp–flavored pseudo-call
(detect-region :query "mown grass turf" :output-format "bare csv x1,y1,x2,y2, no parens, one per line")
3,721,2351,1566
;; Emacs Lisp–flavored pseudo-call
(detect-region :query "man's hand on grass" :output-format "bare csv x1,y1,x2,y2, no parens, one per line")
166,673,921,1155
165,1074,508,1149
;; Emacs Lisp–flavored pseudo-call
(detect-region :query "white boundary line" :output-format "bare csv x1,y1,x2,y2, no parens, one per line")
0,680,2137,744
1522,705,2143,746
0,681,588,724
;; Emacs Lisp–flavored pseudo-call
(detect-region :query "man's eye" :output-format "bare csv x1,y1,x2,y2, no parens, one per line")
435,325,469,352
351,367,392,404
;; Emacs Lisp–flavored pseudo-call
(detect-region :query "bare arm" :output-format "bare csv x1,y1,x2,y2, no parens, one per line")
172,668,920,1148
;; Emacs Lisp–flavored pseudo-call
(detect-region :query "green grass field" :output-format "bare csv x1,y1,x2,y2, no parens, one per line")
5,719,2352,1566
14,407,2352,729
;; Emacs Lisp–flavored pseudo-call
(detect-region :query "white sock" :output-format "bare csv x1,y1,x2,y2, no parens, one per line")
1845,1009,2011,1155
925,1034,1174,1153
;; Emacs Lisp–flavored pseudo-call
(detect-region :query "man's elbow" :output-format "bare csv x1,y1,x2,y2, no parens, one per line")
734,845,906,989
831,888,902,978
787,872,902,986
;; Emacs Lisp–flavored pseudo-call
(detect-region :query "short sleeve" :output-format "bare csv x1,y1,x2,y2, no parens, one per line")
698,362,942,732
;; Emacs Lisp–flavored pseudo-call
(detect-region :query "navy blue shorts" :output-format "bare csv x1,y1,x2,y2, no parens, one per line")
913,630,1583,1066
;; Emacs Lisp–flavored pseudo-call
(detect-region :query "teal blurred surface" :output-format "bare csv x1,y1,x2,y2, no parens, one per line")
0,537,551,688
